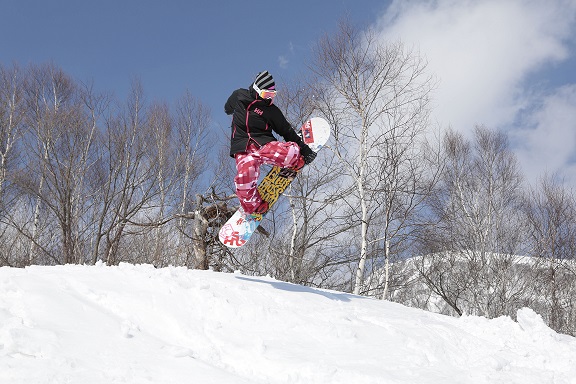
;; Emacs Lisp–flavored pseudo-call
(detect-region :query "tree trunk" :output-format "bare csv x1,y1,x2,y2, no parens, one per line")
192,194,209,269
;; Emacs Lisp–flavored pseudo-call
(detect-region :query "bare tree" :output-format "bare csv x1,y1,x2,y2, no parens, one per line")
0,63,25,200
13,64,99,265
90,80,163,265
0,63,226,269
118,90,220,269
145,102,174,266
173,91,212,267
0,64,27,266
416,126,529,317
309,20,435,295
524,175,576,335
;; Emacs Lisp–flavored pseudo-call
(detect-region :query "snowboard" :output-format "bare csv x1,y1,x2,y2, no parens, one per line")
219,117,331,248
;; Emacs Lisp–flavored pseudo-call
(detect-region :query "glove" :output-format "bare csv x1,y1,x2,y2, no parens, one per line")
299,144,317,165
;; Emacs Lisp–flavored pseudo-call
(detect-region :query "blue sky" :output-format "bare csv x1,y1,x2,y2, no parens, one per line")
0,0,385,127
2,0,576,186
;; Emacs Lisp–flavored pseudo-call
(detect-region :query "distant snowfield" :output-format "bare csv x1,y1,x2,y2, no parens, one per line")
0,263,575,384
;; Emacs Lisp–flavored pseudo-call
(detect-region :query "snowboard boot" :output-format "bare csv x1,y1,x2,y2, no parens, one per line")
250,201,269,220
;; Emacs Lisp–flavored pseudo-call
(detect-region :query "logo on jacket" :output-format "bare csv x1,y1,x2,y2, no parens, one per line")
254,108,263,115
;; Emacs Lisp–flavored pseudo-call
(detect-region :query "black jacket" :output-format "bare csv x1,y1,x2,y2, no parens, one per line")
225,88,306,157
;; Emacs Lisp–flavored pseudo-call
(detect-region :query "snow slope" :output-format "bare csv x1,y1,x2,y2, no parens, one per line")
0,263,575,384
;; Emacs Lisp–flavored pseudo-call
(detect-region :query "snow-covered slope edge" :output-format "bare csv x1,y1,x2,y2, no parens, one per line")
0,263,575,384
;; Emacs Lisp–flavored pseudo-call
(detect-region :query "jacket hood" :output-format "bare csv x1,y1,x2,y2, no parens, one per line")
238,88,255,106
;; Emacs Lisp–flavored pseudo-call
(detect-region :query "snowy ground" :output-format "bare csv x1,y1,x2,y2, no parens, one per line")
0,263,575,384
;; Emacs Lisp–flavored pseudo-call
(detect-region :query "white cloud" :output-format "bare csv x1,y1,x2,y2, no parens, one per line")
511,84,576,184
374,0,576,183
278,55,289,69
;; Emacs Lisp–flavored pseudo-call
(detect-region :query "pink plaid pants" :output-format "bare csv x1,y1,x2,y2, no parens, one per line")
235,141,301,214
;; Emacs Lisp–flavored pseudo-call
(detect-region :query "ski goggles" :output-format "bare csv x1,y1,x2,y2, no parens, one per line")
253,83,277,100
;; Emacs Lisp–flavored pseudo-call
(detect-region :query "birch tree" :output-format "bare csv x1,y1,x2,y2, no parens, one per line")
524,175,576,335
173,91,211,267
0,64,25,200
90,80,162,265
0,64,26,266
17,64,98,264
147,102,173,266
310,21,434,295
416,127,528,317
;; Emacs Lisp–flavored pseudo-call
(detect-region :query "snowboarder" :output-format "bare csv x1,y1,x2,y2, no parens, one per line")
225,70,317,215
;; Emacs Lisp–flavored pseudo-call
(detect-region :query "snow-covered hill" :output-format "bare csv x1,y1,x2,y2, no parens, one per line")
1,263,575,384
